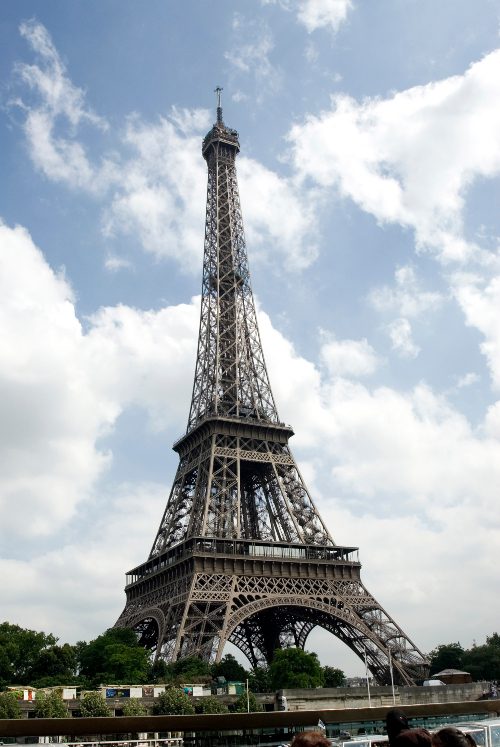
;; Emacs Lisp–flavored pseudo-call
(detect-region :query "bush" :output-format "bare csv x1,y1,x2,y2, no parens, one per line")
34,690,68,718
121,699,148,716
0,691,22,719
234,691,262,712
153,687,195,715
198,695,228,714
79,691,111,717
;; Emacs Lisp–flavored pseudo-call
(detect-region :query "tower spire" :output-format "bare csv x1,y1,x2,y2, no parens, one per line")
215,85,223,124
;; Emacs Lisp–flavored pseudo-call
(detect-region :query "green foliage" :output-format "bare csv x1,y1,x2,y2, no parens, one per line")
168,656,211,682
0,691,22,719
211,654,248,682
153,687,195,715
29,644,78,687
149,659,171,683
79,628,150,686
429,642,465,675
34,690,68,718
79,691,112,717
269,648,324,690
121,698,148,716
462,642,500,681
487,633,500,649
248,666,272,693
198,695,229,714
323,666,346,687
0,622,58,686
233,690,262,712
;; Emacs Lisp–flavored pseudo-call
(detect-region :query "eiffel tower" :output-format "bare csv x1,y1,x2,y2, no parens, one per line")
115,90,428,685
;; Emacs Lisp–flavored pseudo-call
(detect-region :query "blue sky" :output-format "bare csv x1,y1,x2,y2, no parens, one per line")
2,0,500,676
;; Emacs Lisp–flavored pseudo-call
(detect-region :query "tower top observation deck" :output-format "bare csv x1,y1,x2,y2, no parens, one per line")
202,86,240,159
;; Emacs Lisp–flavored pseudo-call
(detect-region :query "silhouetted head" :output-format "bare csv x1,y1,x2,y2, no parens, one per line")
386,709,411,741
290,731,331,747
432,728,477,747
394,729,432,747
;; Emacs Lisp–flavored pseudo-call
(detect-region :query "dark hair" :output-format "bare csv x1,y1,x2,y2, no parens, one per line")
432,728,476,747
290,731,331,747
386,709,410,740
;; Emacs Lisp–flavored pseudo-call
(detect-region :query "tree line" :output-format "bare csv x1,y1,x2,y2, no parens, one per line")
429,633,500,680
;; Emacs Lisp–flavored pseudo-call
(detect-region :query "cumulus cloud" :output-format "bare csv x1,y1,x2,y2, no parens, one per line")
265,0,353,34
0,221,197,546
287,49,500,263
387,317,420,358
370,265,444,318
454,273,500,389
295,0,353,33
320,335,379,377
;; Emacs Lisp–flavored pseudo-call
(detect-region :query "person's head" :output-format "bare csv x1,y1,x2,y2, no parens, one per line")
394,729,432,747
386,709,410,739
432,728,476,747
290,731,331,747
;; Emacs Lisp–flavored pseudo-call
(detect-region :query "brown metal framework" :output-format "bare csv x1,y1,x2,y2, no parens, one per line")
115,97,429,685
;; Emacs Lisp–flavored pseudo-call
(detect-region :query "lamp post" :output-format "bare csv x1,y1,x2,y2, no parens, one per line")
364,646,372,707
388,647,396,704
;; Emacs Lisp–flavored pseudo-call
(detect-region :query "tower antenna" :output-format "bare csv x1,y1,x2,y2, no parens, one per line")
215,86,223,123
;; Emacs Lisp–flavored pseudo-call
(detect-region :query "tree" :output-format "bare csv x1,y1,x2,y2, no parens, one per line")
79,692,112,717
428,643,465,675
78,628,150,686
233,691,262,713
463,643,500,681
323,666,346,688
29,644,78,687
0,691,22,719
211,654,248,682
169,656,211,682
198,695,229,714
34,690,68,718
153,687,195,715
248,666,272,693
269,649,324,690
0,622,58,686
121,699,148,716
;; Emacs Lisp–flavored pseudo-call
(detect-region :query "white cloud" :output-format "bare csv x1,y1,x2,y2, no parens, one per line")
296,0,353,33
265,0,353,34
287,49,500,263
102,115,208,270
387,317,420,358
15,20,113,192
225,16,282,102
0,221,197,545
18,19,106,130
104,255,134,272
0,482,167,642
13,21,319,272
370,265,444,318
320,336,379,377
454,273,500,389
238,157,320,269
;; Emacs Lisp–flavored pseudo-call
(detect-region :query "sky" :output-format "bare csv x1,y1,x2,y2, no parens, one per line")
1,0,500,678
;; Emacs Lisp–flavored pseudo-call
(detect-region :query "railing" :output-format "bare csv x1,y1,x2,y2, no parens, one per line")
2,701,500,742
126,538,360,586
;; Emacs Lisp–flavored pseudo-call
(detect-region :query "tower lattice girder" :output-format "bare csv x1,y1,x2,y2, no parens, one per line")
115,99,429,685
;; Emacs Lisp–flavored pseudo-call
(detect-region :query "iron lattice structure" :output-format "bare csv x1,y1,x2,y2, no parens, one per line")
116,99,429,685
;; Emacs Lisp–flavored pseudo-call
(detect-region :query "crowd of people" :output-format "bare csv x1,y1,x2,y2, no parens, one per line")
287,708,478,747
